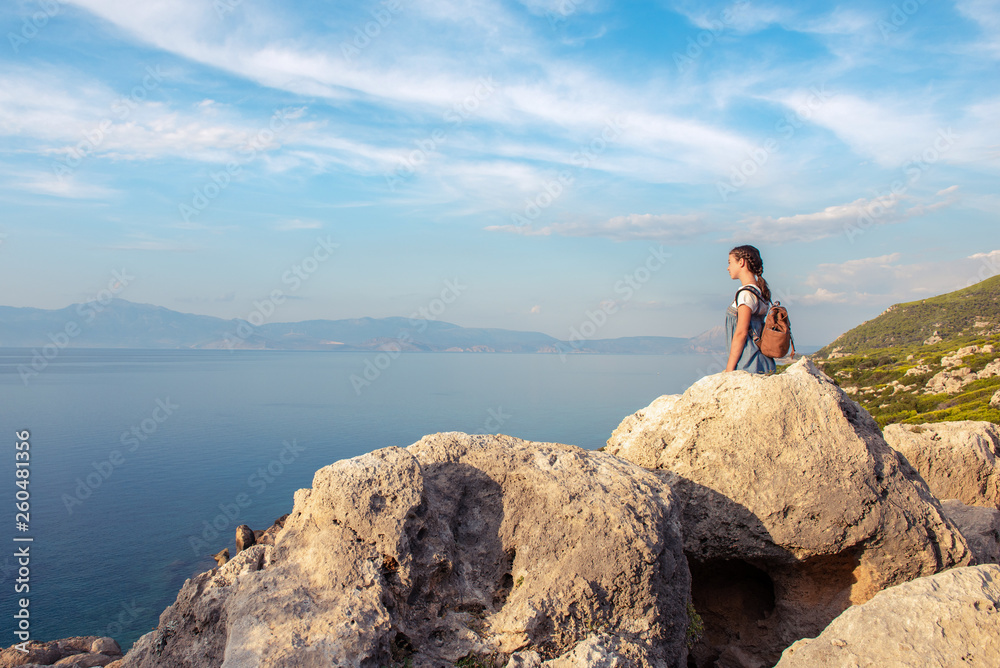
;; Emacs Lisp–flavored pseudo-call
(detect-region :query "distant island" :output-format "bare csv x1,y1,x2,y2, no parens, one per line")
0,298,733,355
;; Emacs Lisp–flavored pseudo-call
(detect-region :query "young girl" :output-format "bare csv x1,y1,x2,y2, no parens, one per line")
725,245,776,374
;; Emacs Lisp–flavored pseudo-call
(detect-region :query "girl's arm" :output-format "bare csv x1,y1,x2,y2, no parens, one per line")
725,304,752,371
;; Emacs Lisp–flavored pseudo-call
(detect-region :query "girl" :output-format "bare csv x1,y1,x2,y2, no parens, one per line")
725,245,776,374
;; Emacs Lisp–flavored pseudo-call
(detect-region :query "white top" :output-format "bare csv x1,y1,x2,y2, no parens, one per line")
731,284,769,316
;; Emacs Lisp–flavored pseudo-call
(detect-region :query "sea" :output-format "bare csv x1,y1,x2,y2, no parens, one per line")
0,348,724,651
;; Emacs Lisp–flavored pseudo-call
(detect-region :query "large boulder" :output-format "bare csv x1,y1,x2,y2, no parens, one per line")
120,433,691,667
883,421,1000,508
775,564,1000,667
940,499,1000,565
606,358,971,668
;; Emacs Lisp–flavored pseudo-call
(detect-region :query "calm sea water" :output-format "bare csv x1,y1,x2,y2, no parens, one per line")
0,349,721,650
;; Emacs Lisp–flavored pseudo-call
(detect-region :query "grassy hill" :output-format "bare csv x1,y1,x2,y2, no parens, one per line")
815,275,1000,356
811,275,1000,427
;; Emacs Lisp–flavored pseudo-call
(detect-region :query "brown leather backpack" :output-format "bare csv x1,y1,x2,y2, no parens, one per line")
734,286,796,359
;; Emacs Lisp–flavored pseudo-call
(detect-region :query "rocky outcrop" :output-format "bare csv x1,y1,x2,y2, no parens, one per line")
251,513,288,546
0,637,122,668
504,633,661,667
924,366,975,393
940,499,1000,565
993,389,1000,408
775,564,1000,667
119,433,690,667
941,344,994,368
234,525,255,553
606,358,971,668
883,421,1000,508
924,351,1000,394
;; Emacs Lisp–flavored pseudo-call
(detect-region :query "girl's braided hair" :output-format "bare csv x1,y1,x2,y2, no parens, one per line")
730,245,771,303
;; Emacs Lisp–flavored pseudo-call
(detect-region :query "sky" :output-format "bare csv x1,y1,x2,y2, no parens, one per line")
0,0,998,346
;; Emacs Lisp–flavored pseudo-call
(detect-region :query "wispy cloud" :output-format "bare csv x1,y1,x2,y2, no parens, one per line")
802,250,1000,305
955,0,1000,57
779,93,939,168
6,170,120,200
738,187,960,244
486,213,707,242
798,288,848,305
273,219,323,231
102,236,199,251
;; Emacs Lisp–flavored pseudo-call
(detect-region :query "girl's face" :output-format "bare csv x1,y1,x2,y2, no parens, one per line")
727,253,744,279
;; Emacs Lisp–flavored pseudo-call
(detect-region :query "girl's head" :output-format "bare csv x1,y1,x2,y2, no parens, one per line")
728,245,771,302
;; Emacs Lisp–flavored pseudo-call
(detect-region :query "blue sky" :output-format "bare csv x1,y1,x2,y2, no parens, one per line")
1,0,998,345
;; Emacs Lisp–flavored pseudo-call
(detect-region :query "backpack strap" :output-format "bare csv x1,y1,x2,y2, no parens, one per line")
733,284,768,311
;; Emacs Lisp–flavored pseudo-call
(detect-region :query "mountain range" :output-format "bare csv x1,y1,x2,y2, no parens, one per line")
0,299,730,355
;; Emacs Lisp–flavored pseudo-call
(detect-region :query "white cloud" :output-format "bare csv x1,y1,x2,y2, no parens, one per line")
104,240,198,251
739,195,904,244
739,187,961,244
58,0,757,183
273,219,323,231
805,254,902,288
6,170,120,200
780,93,939,168
516,0,601,18
669,0,790,34
798,288,848,305
955,0,1000,57
486,213,707,242
799,250,1000,306
0,68,320,163
794,7,877,36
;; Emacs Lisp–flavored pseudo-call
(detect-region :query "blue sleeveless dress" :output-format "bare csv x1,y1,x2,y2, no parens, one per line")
726,285,776,374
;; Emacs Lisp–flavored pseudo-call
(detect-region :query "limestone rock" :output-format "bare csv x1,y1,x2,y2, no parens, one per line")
252,513,288,546
119,433,690,667
210,548,229,567
53,654,116,667
940,499,1000,565
234,524,255,553
941,345,983,367
980,359,1000,379
924,357,1000,394
0,641,61,667
883,421,1000,508
506,650,543,667
88,641,119,657
925,366,974,393
607,358,971,667
542,634,631,667
503,633,661,667
992,389,1000,408
776,564,1000,667
0,637,122,668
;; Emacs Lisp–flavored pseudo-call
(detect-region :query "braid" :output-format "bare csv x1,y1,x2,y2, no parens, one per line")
730,245,771,303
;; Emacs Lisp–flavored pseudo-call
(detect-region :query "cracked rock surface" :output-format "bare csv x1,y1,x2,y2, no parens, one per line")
776,564,1000,668
606,358,971,667
119,433,690,667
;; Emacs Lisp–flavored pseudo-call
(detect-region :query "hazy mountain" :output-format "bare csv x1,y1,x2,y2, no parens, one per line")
0,299,725,354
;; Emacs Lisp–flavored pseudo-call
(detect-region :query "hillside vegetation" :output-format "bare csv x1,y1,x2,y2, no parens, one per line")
812,275,1000,427
815,275,1000,356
